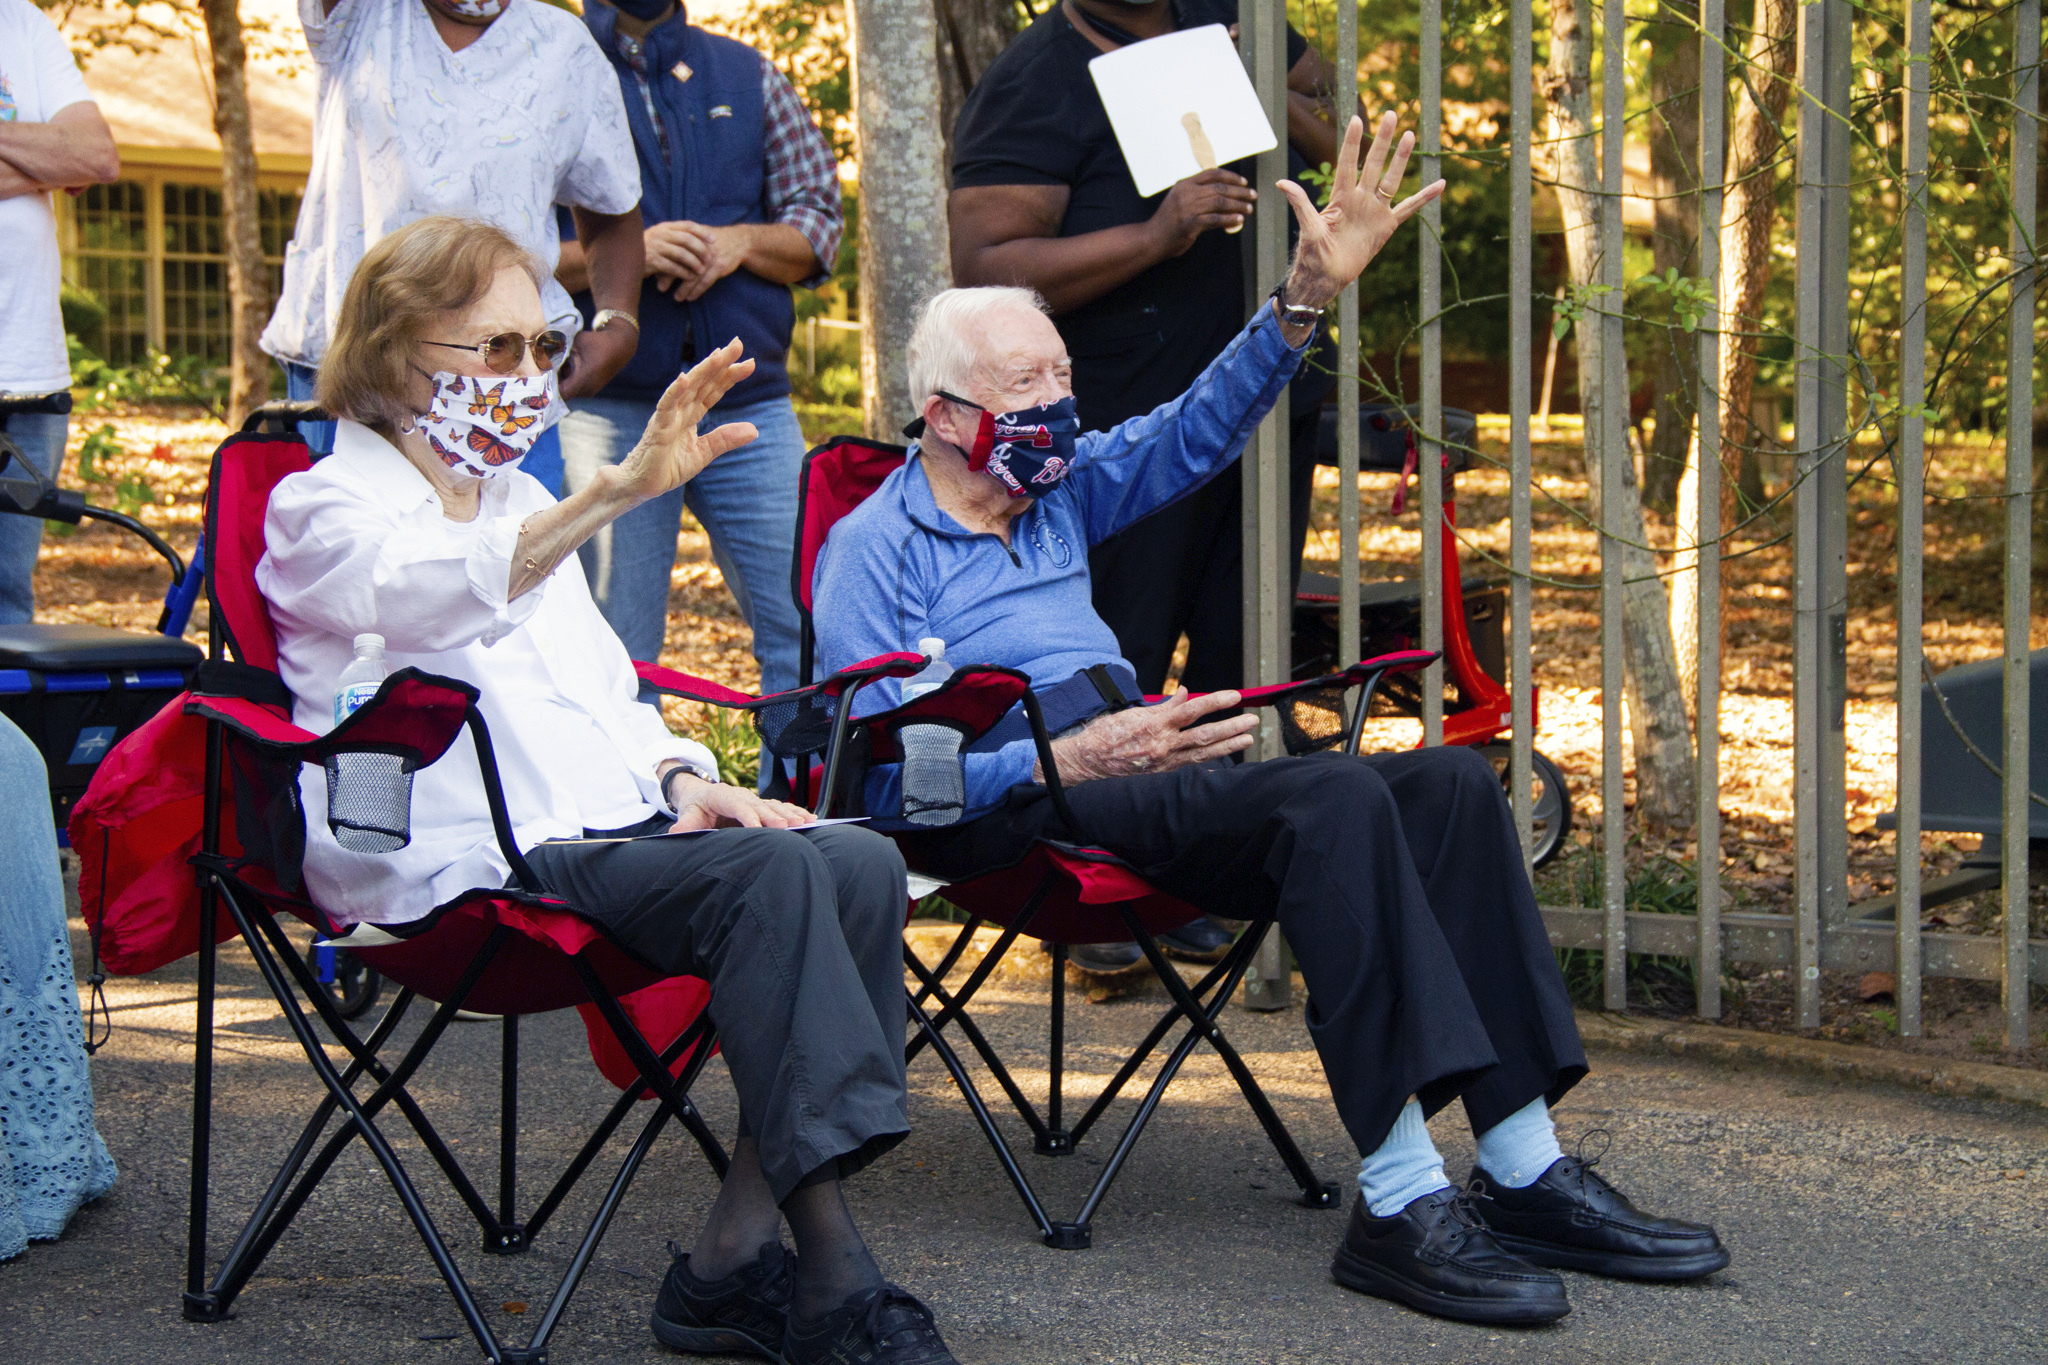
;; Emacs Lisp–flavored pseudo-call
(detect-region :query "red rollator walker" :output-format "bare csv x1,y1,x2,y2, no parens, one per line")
1296,403,1573,866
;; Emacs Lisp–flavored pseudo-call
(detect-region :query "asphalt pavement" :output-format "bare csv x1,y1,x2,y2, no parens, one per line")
3,922,2045,1365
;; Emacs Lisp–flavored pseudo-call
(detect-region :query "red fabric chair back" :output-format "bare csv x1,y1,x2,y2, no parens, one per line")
204,431,313,671
74,420,713,1094
793,437,907,681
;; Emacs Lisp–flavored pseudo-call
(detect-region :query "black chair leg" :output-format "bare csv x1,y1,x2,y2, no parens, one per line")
904,988,1059,1244
1119,909,1341,1211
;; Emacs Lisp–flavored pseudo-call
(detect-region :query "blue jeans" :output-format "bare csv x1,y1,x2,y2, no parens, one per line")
284,361,565,497
0,413,67,626
558,391,804,696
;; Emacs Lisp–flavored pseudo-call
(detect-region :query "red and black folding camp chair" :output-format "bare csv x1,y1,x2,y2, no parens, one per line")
792,435,1438,1249
68,405,920,1364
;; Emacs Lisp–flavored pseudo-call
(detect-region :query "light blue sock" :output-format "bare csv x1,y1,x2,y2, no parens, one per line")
1358,1099,1451,1217
1473,1096,1565,1188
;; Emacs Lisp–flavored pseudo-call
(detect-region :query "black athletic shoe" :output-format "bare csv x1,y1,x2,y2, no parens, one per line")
650,1241,793,1359
1159,916,1236,963
781,1284,958,1365
1469,1154,1731,1281
1067,941,1144,973
1332,1187,1570,1325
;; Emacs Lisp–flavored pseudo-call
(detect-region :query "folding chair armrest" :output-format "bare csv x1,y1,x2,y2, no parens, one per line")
185,693,321,747
633,661,759,709
188,668,544,890
187,666,479,768
1230,649,1440,757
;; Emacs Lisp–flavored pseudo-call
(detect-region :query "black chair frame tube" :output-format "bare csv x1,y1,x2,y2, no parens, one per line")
893,662,1426,1246
184,870,728,1364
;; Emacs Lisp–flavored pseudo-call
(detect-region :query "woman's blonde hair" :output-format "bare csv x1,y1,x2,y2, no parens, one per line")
318,216,543,432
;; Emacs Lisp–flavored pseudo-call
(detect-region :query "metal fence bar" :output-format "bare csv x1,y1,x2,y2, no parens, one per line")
1508,0,1534,867
1240,0,1294,1012
1694,0,1726,1021
1419,0,1445,749
1600,0,1628,1011
1336,0,1361,677
2001,0,2037,1052
1895,0,1930,1039
1791,0,1853,1028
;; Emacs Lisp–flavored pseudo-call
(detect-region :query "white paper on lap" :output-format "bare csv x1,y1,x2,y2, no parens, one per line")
1088,24,1279,199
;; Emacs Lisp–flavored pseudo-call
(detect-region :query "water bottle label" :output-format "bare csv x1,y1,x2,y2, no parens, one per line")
335,681,380,724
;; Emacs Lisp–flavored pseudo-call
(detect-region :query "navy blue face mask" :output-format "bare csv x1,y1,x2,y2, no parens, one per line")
933,391,1083,499
610,0,674,22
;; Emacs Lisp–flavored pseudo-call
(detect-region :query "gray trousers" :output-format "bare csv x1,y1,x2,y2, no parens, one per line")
527,821,910,1202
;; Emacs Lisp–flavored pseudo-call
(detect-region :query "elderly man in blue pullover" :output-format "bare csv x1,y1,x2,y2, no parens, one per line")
814,115,1728,1327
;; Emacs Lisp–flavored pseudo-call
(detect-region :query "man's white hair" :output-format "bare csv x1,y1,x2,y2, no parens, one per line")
904,286,1050,414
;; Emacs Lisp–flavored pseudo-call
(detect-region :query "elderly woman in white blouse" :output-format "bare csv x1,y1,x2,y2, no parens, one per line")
256,216,959,1365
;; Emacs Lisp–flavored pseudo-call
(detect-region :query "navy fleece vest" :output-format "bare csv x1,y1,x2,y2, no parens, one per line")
571,7,794,411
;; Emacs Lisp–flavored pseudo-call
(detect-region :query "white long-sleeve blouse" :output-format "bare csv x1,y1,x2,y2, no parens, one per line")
257,419,720,927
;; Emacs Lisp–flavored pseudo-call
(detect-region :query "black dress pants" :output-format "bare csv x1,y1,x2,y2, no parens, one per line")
527,822,911,1202
908,745,1586,1156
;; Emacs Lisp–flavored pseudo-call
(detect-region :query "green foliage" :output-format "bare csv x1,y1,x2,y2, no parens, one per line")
59,282,108,356
913,894,974,925
69,339,227,416
697,0,855,163
1544,847,1703,1013
46,423,159,535
677,704,762,790
1551,281,1617,341
1634,267,1712,334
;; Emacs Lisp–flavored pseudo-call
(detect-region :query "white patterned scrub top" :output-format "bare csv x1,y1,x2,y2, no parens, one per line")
261,0,641,368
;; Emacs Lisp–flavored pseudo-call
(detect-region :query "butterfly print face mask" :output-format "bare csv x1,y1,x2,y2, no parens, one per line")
406,370,566,480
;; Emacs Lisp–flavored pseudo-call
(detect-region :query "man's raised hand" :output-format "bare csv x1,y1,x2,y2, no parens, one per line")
1275,112,1446,311
1035,689,1261,786
613,339,758,504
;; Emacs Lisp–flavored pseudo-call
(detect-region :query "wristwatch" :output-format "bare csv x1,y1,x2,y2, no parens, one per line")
661,765,709,811
1268,281,1324,329
592,308,640,335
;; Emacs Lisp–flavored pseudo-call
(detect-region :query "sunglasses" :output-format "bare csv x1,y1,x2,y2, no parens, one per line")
422,329,570,374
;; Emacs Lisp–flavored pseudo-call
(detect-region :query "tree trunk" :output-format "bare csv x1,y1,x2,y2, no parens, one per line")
202,0,270,427
1670,0,1797,712
934,0,1020,174
1641,0,1701,514
850,0,953,440
1545,0,1696,830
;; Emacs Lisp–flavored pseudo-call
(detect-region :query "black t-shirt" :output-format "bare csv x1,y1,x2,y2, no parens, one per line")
952,1,1325,432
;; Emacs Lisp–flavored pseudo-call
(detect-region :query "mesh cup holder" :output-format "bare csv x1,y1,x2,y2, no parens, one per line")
325,750,415,854
1278,687,1352,757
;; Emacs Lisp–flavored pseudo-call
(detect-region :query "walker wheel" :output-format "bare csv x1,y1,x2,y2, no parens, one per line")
1477,742,1573,868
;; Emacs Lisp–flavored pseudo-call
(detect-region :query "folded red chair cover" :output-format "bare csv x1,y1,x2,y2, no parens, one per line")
936,844,1204,946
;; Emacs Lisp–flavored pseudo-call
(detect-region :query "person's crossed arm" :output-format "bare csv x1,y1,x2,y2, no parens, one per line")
0,101,118,202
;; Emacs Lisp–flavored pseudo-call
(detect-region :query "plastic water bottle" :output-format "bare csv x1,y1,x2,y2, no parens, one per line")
327,633,410,853
333,633,388,724
898,637,964,826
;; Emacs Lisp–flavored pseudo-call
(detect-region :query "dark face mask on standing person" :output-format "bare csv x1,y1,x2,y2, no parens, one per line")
608,0,676,23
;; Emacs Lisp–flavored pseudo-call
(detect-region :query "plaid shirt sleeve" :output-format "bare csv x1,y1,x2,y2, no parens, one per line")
759,54,843,289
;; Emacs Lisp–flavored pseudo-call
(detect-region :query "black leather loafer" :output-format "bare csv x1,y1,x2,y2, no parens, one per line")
782,1284,958,1365
1469,1156,1732,1281
650,1241,793,1359
1332,1188,1570,1325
